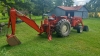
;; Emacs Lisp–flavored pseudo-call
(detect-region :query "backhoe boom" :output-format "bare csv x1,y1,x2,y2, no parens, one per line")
6,8,42,46
8,8,40,35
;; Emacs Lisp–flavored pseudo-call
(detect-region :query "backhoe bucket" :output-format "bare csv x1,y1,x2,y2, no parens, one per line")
6,35,21,46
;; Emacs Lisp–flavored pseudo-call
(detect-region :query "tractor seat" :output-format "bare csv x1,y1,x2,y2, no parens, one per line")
48,14,56,20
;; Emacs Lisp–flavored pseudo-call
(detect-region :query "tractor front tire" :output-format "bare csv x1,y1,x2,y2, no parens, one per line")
77,25,83,33
56,19,71,37
83,25,89,31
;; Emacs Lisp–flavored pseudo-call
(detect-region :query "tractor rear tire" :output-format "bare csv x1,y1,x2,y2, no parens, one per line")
77,25,83,33
56,19,71,37
83,25,89,31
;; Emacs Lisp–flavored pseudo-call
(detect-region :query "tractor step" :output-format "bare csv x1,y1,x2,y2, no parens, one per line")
6,35,21,46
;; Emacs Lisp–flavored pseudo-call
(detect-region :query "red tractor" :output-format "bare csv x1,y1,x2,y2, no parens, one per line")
6,8,89,46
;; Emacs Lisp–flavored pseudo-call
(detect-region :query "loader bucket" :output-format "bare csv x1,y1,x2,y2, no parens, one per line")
6,35,21,46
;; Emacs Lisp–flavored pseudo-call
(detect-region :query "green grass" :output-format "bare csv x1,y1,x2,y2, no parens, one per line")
0,17,100,56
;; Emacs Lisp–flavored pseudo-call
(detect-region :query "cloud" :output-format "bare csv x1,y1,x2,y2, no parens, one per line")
73,0,90,5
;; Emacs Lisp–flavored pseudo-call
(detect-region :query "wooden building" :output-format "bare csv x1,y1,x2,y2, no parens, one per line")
48,6,88,18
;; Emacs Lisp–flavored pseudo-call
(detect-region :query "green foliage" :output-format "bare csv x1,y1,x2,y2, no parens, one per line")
53,0,73,6
0,0,74,16
0,13,8,20
6,0,15,3
88,12,94,17
85,0,100,18
64,0,74,6
0,6,5,12
54,0,64,6
88,12,99,18
85,0,100,12
32,0,54,15
0,1,5,12
94,12,99,18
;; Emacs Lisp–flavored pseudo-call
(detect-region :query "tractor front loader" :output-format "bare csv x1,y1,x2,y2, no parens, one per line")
6,8,88,46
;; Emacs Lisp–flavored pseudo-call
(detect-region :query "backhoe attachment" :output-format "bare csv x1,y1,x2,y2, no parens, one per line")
6,8,41,46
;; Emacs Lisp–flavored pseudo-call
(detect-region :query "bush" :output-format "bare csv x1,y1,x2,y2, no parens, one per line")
89,12,99,18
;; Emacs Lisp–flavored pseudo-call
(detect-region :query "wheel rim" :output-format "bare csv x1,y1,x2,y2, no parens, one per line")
61,25,68,33
80,26,83,32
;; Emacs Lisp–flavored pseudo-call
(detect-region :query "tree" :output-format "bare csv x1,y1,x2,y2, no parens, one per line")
31,0,53,15
0,0,15,18
64,0,74,6
53,0,73,6
0,0,74,16
85,0,100,17
0,0,34,16
54,0,63,6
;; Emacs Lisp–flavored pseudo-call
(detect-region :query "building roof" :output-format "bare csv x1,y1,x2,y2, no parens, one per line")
58,6,83,11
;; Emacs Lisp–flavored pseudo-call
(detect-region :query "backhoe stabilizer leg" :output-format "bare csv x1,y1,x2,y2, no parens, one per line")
6,34,21,46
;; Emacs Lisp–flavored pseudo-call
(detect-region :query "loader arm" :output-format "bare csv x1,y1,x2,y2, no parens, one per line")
8,8,40,35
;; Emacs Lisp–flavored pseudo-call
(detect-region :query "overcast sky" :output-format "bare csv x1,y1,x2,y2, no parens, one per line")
73,0,90,5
